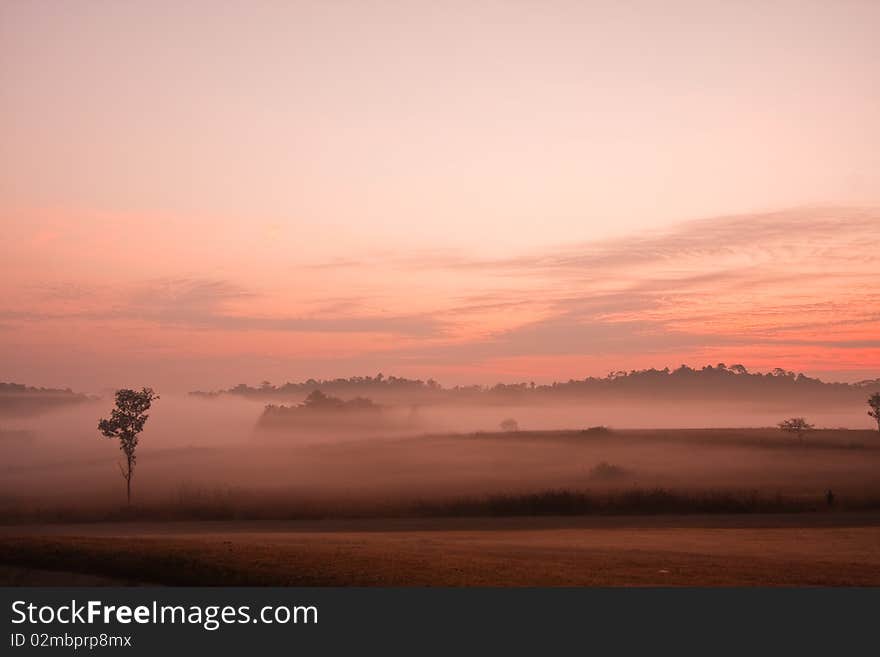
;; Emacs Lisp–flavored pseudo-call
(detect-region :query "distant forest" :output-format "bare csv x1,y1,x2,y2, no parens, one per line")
0,382,92,416
257,390,391,431
190,365,880,406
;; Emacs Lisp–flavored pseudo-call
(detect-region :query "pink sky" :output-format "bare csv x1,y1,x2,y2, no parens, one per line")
2,2,879,391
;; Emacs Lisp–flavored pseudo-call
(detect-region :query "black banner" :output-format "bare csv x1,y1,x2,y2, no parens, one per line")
2,588,877,655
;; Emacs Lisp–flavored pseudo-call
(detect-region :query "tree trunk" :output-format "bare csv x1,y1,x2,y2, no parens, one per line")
126,455,133,505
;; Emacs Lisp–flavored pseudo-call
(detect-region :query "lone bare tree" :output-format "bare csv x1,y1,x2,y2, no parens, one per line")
98,388,158,504
778,417,814,441
869,393,880,433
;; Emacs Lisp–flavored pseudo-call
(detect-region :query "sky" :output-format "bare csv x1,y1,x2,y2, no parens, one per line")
2,1,879,392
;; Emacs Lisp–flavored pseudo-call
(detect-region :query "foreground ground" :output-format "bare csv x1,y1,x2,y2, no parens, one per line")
2,512,879,586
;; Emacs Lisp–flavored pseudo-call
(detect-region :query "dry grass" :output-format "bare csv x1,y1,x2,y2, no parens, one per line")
2,514,880,586
4,486,879,524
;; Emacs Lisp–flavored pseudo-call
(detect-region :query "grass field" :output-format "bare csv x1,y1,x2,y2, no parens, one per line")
3,427,879,585
2,513,879,586
3,427,879,522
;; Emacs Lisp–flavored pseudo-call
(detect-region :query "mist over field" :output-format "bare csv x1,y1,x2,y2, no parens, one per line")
2,375,878,519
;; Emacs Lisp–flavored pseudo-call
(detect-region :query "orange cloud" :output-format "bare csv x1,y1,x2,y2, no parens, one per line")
1,206,878,390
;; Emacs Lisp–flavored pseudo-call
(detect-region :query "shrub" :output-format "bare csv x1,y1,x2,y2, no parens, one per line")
588,461,628,481
499,418,520,432
777,417,815,440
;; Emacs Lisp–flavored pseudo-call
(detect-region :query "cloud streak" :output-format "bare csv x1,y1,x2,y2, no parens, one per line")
3,278,446,337
387,206,880,371
2,206,878,387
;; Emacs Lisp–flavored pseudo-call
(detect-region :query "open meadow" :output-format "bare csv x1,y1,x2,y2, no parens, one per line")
2,401,879,585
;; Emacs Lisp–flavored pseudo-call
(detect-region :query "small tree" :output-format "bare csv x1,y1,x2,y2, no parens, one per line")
500,418,519,432
868,393,880,433
778,417,814,441
98,387,158,504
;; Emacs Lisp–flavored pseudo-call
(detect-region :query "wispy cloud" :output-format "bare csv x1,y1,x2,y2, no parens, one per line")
2,207,878,384
3,278,446,337
422,206,879,275
387,206,880,369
